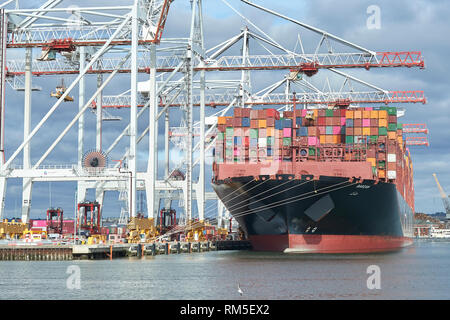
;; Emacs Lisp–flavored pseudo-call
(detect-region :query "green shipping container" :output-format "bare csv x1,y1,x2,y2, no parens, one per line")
308,147,316,156
250,129,258,139
217,132,225,140
378,160,386,169
283,137,292,146
225,149,233,156
397,123,403,130
326,109,334,117
378,127,388,136
369,135,378,143
372,167,377,175
388,123,397,131
345,136,354,144
267,136,275,145
387,107,397,116
226,127,234,136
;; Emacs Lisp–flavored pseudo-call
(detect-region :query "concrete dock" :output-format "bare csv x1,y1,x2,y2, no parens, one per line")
0,240,252,261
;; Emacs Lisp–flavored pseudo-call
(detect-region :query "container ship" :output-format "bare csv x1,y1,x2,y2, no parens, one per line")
212,106,415,253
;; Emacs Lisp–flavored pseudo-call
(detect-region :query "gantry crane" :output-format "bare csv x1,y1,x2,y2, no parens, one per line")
432,174,450,219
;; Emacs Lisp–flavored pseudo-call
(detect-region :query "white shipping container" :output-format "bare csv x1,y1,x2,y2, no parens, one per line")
387,170,397,179
387,153,396,162
258,138,267,147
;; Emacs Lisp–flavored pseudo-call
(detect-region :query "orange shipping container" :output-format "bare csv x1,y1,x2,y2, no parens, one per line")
354,110,362,119
266,127,274,136
354,127,362,135
258,120,266,128
218,116,227,125
379,119,388,127
378,110,388,119
320,135,326,144
325,135,333,144
378,170,386,179
362,110,371,118
370,110,379,119
388,131,397,140
367,158,376,167
346,110,354,119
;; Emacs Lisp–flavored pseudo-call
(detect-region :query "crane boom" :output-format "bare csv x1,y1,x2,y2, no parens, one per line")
433,173,450,218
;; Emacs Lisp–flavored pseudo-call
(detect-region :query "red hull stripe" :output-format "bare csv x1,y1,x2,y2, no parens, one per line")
249,234,413,253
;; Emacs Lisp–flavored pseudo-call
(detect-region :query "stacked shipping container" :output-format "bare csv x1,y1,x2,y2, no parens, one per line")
215,106,414,209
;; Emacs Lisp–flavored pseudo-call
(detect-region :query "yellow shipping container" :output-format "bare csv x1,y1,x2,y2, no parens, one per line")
313,109,318,118
320,135,326,144
379,119,388,127
346,110,354,119
378,110,388,119
397,136,403,145
363,128,371,136
258,120,266,128
266,127,274,136
370,110,379,119
388,131,397,140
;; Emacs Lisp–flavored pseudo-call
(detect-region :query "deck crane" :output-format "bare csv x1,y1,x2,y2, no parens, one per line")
432,174,450,219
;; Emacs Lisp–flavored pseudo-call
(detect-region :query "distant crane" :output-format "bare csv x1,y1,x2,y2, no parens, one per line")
432,173,450,219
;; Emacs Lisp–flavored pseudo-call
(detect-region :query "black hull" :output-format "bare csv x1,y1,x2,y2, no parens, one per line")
212,175,414,252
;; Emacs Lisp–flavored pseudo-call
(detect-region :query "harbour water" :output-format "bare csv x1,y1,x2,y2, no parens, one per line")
0,240,449,300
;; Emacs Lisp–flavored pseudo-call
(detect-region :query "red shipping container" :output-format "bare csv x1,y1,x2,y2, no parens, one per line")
242,108,251,118
346,127,354,135
217,124,226,132
266,108,277,118
244,136,249,146
258,109,265,119
388,115,397,123
332,117,340,126
226,117,233,127
233,118,241,127
370,119,379,127
354,127,362,135
354,119,362,127
370,127,379,135
284,111,293,118
326,117,333,126
333,110,340,117
340,109,347,117
266,118,275,127
318,109,326,117
250,119,259,128
250,109,258,119
308,127,319,136
317,117,326,126
234,107,242,118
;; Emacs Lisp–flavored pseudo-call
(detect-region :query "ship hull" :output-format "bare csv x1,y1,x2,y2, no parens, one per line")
212,175,414,253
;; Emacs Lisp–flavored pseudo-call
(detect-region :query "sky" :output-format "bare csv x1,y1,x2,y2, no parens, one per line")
1,0,449,219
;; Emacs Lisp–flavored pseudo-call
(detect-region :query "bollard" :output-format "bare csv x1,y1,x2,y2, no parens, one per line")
177,242,181,254
152,242,156,256
165,242,169,255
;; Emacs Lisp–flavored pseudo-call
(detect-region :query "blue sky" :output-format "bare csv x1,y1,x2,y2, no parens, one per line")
2,0,449,219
